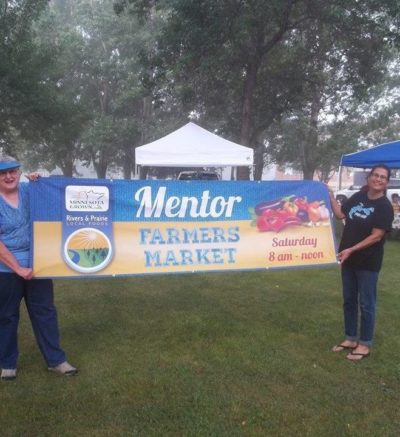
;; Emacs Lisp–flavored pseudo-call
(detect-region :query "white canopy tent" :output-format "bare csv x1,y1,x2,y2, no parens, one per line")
135,122,253,178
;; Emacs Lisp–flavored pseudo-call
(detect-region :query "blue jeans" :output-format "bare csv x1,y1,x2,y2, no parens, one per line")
341,265,379,347
0,273,66,368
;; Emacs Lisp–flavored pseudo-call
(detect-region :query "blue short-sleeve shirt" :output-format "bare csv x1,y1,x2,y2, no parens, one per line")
0,183,31,271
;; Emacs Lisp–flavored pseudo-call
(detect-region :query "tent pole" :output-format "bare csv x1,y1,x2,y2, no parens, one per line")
338,165,343,190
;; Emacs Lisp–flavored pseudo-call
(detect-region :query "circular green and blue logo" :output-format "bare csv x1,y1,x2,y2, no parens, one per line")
63,228,113,273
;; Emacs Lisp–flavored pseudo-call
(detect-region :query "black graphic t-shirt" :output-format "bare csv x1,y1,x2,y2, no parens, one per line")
339,191,393,272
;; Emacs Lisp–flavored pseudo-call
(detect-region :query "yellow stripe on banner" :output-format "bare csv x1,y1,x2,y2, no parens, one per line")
33,221,337,277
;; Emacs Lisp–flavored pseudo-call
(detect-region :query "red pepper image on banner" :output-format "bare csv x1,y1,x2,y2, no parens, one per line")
252,195,330,233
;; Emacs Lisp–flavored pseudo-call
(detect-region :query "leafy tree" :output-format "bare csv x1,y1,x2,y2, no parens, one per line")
68,0,159,178
115,0,400,180
353,57,400,147
13,0,169,178
1,1,91,175
143,0,312,179
267,4,399,180
265,115,362,181
0,0,52,150
30,2,90,175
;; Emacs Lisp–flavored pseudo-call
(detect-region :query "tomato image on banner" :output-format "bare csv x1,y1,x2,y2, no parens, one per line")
251,195,330,232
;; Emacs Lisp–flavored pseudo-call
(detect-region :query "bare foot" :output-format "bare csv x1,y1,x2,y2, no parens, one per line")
347,344,370,361
332,340,358,352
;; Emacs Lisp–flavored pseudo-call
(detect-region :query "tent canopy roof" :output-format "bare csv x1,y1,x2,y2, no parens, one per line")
135,122,253,167
341,140,400,169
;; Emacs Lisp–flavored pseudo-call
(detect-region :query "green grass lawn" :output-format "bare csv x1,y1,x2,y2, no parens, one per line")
2,241,400,436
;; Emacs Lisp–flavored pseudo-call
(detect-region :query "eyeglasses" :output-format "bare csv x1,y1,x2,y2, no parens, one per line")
370,173,388,181
0,168,20,177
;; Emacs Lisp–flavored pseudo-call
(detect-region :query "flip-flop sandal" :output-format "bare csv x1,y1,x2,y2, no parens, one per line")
332,343,358,352
347,351,370,361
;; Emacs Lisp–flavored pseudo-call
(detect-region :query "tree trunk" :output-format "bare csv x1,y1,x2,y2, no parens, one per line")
94,165,107,179
60,161,74,177
59,149,74,177
238,60,258,180
93,152,108,179
237,2,297,180
123,162,132,179
253,144,265,181
139,166,149,180
302,83,321,180
122,145,134,179
303,167,315,180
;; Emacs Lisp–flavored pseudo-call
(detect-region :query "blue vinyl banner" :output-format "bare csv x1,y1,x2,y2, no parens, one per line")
30,177,338,278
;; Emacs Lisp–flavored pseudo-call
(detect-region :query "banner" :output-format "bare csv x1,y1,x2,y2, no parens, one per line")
30,178,338,278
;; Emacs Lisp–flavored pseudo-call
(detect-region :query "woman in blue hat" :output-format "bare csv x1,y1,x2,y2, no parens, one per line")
0,154,78,380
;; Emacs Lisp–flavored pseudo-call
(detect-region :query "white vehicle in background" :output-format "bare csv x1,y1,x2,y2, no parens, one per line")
334,185,362,204
335,179,400,204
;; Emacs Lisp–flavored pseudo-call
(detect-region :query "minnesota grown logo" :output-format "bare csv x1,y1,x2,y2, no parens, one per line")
65,185,109,212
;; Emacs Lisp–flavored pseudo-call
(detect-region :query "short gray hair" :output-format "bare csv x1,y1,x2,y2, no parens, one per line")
0,153,18,163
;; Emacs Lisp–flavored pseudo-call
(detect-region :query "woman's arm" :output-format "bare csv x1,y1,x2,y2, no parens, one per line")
0,240,33,279
337,227,385,263
329,190,345,219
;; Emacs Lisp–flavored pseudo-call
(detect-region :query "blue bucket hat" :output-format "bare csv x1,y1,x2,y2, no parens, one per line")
0,161,21,172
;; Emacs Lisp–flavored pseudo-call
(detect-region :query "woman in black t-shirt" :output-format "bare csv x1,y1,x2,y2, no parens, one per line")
329,164,393,361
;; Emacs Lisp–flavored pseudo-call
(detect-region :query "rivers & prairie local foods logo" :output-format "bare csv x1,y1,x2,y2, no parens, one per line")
63,228,113,273
250,195,330,232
